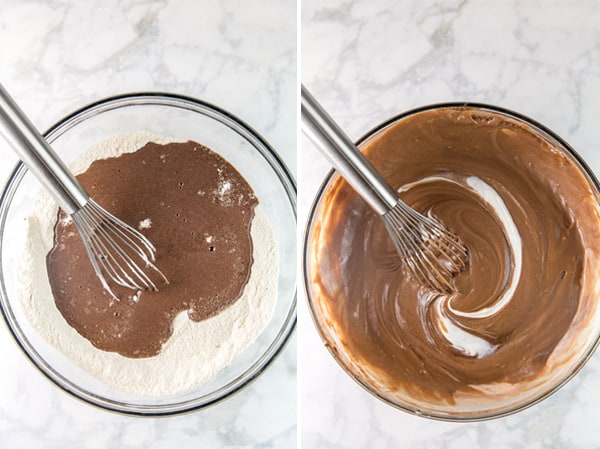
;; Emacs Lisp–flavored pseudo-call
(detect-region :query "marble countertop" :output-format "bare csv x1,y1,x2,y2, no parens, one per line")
301,0,600,448
0,1,296,448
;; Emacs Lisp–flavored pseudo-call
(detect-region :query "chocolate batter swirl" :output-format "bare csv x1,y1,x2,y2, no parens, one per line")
47,141,257,358
308,107,600,413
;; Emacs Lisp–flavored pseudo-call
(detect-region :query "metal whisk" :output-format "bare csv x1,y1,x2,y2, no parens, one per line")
0,84,167,301
301,86,468,293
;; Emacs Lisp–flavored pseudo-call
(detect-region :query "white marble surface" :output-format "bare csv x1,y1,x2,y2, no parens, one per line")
0,1,296,448
301,1,600,448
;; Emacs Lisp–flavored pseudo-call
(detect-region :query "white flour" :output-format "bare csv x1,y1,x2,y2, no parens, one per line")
17,132,278,396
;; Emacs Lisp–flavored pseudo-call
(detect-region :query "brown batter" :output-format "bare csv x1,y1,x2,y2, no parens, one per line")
307,106,600,414
47,141,257,358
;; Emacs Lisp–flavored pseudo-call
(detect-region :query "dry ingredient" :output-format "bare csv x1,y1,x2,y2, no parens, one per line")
18,132,278,396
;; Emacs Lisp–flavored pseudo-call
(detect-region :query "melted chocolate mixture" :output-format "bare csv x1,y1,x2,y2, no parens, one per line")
308,107,600,407
47,141,257,358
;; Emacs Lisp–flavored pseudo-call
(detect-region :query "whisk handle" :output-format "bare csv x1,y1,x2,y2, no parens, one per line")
0,83,88,215
301,85,397,216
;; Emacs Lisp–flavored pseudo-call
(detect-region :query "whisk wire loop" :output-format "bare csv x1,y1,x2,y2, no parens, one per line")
72,199,168,301
89,220,155,291
383,200,468,293
85,204,158,290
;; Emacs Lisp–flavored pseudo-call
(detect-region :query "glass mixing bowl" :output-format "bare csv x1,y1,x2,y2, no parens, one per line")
304,103,600,421
0,93,296,415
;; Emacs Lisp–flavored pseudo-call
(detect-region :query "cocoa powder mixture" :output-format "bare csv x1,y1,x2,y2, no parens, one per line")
308,107,600,410
47,141,257,358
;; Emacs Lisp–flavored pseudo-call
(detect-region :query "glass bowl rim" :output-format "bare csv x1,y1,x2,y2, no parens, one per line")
302,101,600,422
0,91,297,416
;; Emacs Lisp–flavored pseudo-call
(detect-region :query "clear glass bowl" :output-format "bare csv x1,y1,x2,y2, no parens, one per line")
303,103,600,421
0,93,296,415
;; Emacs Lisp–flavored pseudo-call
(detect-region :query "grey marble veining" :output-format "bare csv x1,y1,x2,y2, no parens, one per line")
301,1,600,448
0,1,296,448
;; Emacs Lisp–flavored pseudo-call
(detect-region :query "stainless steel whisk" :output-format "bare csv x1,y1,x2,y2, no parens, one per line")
301,86,468,293
0,84,167,301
